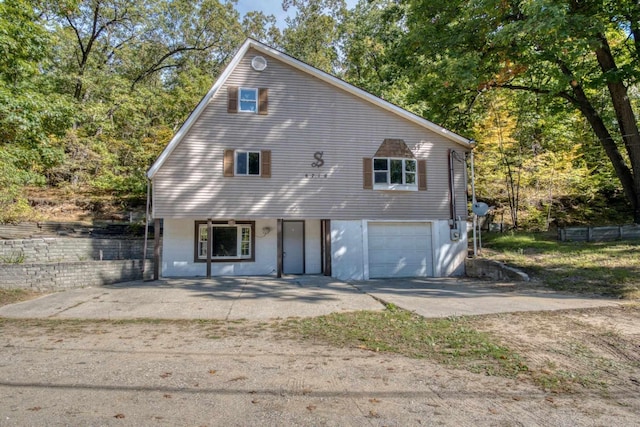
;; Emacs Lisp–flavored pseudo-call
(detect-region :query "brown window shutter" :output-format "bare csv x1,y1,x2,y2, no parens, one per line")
261,150,271,178
224,149,234,177
227,86,238,113
418,159,427,190
363,158,372,189
258,88,268,115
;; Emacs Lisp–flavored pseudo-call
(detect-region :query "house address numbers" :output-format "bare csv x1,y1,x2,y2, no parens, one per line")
306,151,328,179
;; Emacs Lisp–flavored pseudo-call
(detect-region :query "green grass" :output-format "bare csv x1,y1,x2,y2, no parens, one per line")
283,304,529,379
481,233,640,298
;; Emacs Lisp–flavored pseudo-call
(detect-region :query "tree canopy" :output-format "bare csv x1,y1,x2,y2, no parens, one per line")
404,0,640,224
0,0,638,226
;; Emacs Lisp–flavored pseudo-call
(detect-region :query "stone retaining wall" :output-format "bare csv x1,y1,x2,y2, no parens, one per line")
1,260,154,291
0,238,153,264
0,237,157,291
465,258,530,282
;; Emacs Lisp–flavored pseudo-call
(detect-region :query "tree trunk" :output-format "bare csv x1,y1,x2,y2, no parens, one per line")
593,35,640,224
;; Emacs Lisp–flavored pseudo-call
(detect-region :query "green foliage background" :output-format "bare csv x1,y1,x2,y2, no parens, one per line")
0,0,637,226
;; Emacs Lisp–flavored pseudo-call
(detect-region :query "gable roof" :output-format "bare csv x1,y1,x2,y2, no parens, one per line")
147,38,474,179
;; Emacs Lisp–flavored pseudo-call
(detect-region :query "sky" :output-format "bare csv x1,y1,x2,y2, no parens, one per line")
235,0,359,29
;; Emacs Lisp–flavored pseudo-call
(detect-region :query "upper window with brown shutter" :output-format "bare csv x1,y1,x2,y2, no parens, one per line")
223,149,271,178
258,88,268,115
227,86,268,115
227,87,238,113
363,139,427,191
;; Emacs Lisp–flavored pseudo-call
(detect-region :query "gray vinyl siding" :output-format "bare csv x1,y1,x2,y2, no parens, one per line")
153,48,469,220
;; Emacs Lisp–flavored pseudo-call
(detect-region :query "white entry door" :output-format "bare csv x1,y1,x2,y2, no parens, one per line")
283,221,304,274
368,222,433,278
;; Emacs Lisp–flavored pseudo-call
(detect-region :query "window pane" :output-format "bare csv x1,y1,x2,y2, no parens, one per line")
405,160,417,185
374,171,388,184
390,160,403,184
239,89,257,112
240,89,257,101
241,227,251,256
240,100,257,112
373,158,388,170
236,152,247,174
213,227,237,257
248,152,260,175
405,160,416,172
199,226,208,258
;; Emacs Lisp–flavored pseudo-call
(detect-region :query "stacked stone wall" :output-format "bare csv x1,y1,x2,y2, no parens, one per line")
0,238,156,291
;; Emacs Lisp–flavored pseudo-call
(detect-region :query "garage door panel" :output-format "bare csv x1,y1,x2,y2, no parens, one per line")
368,223,433,278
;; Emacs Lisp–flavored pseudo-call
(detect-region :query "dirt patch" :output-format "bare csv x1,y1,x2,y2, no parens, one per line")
24,186,145,222
474,304,640,394
1,305,639,426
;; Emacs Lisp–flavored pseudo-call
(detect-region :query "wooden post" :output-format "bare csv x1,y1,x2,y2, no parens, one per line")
153,218,160,280
207,218,212,278
277,219,283,278
323,219,331,277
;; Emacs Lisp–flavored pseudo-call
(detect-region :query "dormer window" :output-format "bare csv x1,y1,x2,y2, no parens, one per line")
363,139,427,191
373,158,417,190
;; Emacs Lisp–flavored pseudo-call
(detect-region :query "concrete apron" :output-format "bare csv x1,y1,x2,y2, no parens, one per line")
0,276,384,321
0,276,620,321
352,278,621,318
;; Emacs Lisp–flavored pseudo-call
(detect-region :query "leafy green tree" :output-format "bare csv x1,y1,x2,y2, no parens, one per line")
242,10,282,46
341,0,411,105
0,0,73,222
281,0,347,74
39,0,246,197
406,0,640,223
474,92,600,229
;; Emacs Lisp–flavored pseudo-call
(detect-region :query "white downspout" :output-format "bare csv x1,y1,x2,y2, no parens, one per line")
142,179,151,275
470,150,478,257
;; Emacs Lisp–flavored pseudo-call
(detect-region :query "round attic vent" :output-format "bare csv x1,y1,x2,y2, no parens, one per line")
251,56,268,71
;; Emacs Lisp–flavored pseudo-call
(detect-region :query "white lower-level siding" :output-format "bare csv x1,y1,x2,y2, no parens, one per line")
332,219,467,280
162,218,322,277
160,218,467,279
162,218,278,276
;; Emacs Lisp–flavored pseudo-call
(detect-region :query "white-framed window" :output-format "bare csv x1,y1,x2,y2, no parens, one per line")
195,221,254,261
373,158,417,190
235,151,260,175
239,88,258,112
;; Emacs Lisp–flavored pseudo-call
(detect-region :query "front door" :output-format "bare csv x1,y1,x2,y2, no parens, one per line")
283,221,305,274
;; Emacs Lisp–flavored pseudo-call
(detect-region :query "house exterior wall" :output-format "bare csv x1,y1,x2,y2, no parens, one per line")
162,218,279,277
433,221,468,277
331,220,366,280
160,217,466,280
152,47,469,221
305,219,322,274
329,219,466,281
162,218,323,277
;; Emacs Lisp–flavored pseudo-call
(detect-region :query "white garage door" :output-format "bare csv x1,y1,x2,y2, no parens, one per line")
368,222,433,278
